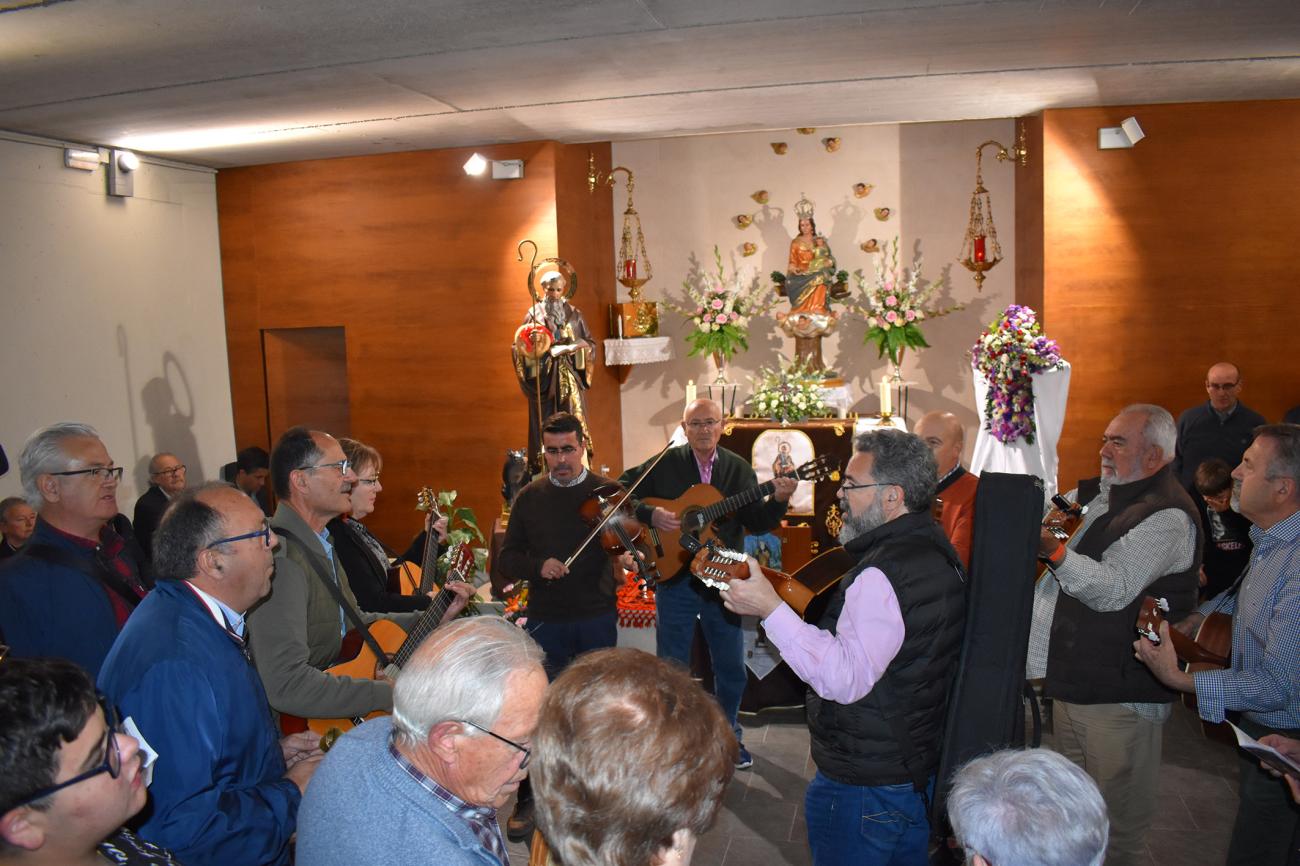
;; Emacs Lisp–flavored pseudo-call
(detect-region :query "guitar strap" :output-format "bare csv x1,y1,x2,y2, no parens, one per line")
274,527,392,669
21,543,144,610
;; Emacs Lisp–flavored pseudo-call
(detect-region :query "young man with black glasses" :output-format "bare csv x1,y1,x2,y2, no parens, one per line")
0,656,181,865
0,422,148,676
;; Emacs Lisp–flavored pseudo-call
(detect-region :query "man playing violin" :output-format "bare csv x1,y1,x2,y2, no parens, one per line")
618,397,797,771
497,411,621,842
1135,423,1300,866
1027,404,1201,866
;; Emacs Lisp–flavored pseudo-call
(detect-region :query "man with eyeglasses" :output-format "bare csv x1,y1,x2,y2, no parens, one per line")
297,616,547,866
0,422,149,677
132,452,188,565
618,397,797,771
99,482,323,866
246,427,425,728
498,411,622,841
1172,361,1267,490
721,428,966,866
0,656,182,865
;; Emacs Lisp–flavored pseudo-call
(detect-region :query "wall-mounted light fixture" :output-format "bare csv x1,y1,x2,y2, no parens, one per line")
64,147,104,171
463,152,524,180
1098,116,1145,150
107,149,140,197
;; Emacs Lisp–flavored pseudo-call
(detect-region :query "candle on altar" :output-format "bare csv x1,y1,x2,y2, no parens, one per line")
973,236,986,263
624,258,637,280
880,376,892,416
685,380,697,404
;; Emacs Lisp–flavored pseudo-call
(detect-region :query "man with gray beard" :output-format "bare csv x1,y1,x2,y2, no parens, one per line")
1027,403,1200,866
512,270,596,475
723,428,966,866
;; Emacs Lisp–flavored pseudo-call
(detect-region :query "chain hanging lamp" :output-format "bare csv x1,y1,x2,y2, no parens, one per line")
589,152,659,337
958,124,1027,291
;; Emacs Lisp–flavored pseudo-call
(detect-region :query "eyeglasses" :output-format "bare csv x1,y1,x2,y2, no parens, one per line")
543,446,580,456
50,466,124,482
296,459,352,476
207,518,273,549
10,697,123,810
1206,382,1240,391
460,719,531,768
686,419,720,430
150,465,186,477
840,479,893,493
357,476,381,487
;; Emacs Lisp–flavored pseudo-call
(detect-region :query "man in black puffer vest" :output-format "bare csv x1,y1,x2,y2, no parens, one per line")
1027,404,1201,866
724,429,966,866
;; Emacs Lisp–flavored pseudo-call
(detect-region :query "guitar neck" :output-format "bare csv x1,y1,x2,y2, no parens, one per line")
391,570,463,670
699,480,775,526
416,516,442,596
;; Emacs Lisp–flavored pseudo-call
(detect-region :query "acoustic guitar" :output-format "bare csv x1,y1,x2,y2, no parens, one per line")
394,488,447,595
1136,595,1233,741
683,535,851,620
641,453,837,578
281,543,475,736
1037,493,1086,580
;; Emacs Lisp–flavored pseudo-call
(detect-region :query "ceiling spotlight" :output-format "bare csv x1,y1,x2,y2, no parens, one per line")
1098,116,1146,150
108,148,139,197
463,153,488,176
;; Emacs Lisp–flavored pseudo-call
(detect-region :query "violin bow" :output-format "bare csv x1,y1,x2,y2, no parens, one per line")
563,437,676,568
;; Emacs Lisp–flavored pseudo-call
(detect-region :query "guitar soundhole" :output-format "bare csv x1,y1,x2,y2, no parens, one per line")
683,508,705,533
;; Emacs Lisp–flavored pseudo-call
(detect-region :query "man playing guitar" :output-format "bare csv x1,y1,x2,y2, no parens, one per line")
618,398,796,770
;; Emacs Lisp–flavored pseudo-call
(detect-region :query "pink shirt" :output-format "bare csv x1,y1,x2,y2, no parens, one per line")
761,565,906,704
694,450,718,485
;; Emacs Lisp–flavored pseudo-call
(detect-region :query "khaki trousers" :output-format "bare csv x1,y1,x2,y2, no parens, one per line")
1052,700,1163,866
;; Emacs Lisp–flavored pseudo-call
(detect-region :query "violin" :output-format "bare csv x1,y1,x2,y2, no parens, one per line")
578,482,660,589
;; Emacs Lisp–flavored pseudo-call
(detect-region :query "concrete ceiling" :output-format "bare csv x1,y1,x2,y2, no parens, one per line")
1,0,1297,168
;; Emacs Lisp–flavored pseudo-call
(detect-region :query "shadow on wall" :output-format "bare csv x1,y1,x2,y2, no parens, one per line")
140,352,205,484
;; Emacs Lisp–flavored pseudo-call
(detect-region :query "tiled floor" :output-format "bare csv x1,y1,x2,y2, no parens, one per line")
502,700,1245,866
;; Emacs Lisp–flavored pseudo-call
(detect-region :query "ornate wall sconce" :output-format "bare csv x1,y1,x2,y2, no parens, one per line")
958,123,1028,291
589,152,658,338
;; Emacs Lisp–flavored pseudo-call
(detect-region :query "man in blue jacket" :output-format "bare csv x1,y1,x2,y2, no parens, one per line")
99,482,322,866
0,422,147,676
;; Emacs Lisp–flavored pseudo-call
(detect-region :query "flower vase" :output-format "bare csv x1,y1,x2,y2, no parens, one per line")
889,348,905,383
711,350,730,384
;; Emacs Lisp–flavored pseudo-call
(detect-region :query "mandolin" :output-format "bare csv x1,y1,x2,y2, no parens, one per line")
641,453,837,578
682,535,850,620
1037,494,1086,580
280,543,475,736
1136,594,1233,741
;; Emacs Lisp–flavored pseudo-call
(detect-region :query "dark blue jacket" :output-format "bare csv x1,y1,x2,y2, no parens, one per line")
99,579,300,866
0,518,130,676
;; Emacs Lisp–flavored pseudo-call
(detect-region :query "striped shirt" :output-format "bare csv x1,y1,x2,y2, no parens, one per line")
1193,508,1300,729
387,734,508,866
1026,483,1197,723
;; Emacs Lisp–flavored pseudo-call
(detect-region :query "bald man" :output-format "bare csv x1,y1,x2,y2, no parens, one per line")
1171,362,1266,490
915,411,978,569
134,451,188,563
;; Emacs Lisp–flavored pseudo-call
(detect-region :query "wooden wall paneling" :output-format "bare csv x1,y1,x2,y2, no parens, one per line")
555,142,622,476
218,142,576,550
1014,114,1045,320
1040,100,1300,491
262,327,351,440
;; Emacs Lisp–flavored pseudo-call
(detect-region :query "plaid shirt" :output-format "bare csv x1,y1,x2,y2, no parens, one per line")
1026,484,1197,723
1193,508,1300,728
387,734,508,866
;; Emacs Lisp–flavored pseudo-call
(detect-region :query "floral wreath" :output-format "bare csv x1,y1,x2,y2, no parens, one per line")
970,305,1063,444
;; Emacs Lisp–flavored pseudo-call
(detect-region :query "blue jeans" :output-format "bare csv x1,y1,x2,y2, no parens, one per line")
525,612,618,681
804,771,934,866
654,573,746,741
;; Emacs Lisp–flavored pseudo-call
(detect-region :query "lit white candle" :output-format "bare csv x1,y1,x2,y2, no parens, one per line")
685,379,697,404
880,376,892,416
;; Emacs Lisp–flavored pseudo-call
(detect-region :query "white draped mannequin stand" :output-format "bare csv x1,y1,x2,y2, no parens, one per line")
970,362,1071,505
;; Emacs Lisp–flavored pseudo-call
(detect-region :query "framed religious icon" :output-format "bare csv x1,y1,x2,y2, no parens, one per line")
752,429,815,516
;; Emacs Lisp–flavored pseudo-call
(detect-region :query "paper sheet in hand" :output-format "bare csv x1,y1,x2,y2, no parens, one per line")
1229,721,1300,779
123,716,159,786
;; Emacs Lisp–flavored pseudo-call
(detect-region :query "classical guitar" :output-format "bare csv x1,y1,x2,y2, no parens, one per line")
281,542,475,736
1136,594,1233,741
394,488,446,596
641,453,837,578
1037,494,1086,580
682,535,850,620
